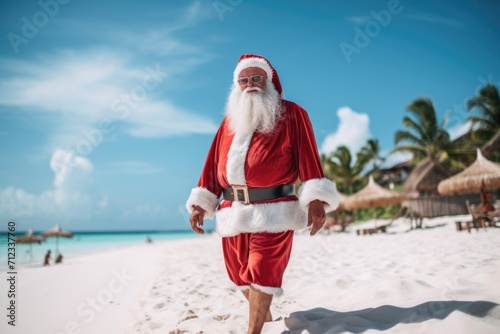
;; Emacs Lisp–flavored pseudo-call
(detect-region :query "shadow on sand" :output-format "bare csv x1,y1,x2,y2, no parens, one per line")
282,300,499,334
398,222,449,233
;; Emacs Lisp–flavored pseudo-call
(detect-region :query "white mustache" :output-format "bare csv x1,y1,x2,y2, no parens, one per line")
244,87,263,93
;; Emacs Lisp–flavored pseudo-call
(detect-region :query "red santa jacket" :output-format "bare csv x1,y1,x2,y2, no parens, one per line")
186,100,339,237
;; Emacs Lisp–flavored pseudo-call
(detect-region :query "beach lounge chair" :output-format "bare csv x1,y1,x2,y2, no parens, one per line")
487,211,500,227
356,207,406,235
487,201,500,227
465,200,488,232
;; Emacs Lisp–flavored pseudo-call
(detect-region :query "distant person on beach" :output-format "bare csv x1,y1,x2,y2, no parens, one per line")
146,236,153,244
481,192,494,214
55,254,63,264
186,54,339,333
44,250,51,266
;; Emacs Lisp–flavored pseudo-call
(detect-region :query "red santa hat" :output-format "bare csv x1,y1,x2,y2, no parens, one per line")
233,54,283,97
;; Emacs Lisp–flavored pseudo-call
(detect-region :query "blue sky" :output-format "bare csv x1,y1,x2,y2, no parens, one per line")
1,0,499,232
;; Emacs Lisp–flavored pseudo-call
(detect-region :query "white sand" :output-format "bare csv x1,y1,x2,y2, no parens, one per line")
2,215,500,334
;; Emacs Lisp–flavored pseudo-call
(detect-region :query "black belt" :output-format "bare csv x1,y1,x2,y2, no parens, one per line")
223,184,295,204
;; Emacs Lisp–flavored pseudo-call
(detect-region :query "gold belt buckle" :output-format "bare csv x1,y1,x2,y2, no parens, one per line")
231,184,250,204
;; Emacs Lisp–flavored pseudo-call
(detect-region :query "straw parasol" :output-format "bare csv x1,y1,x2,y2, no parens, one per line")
41,224,73,255
337,190,349,210
16,229,44,263
342,175,406,225
438,149,500,200
402,156,452,195
343,175,406,210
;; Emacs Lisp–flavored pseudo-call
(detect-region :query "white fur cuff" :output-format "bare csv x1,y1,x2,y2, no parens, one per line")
252,283,283,296
298,178,340,213
185,187,220,219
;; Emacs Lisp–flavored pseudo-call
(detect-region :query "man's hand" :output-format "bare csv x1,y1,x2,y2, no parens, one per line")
190,205,206,234
307,199,326,236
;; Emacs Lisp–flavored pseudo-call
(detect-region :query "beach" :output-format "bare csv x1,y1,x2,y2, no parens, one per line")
2,215,500,334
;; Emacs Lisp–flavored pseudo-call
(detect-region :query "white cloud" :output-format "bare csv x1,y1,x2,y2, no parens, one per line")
320,106,371,156
0,187,54,218
0,48,217,150
0,149,172,229
126,99,219,138
0,2,218,230
447,120,472,141
50,149,93,188
0,150,94,222
0,50,133,115
381,151,413,169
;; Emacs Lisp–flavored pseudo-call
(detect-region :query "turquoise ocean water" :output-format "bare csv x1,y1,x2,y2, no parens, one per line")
0,230,201,271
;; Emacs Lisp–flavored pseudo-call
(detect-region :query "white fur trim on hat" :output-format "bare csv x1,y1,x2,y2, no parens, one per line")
215,200,307,237
185,187,220,219
298,178,340,213
233,57,273,83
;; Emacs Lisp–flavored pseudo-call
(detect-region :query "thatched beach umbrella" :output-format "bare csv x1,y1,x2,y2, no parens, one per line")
41,224,73,255
402,156,452,195
438,149,500,199
337,190,349,210
16,229,44,263
343,175,406,225
343,175,406,210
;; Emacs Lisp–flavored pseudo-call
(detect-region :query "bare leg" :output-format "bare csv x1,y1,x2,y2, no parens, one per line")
241,289,273,322
247,286,273,334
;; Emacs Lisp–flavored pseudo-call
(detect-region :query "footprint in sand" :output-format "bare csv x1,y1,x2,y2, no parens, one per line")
415,279,434,288
148,321,164,330
169,329,191,334
153,302,165,310
213,314,231,321
179,309,199,323
400,280,412,294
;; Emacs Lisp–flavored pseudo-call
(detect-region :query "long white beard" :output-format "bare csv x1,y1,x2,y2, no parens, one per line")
225,79,283,136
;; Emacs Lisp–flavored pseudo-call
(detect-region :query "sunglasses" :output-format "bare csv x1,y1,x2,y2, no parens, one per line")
237,75,264,85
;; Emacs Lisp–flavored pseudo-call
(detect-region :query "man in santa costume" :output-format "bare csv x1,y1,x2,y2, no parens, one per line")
186,54,339,333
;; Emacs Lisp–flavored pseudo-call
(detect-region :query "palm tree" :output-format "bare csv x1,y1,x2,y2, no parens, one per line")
357,139,385,175
392,98,465,171
466,83,500,141
322,145,366,194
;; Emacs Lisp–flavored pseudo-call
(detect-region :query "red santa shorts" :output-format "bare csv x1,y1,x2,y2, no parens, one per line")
222,231,294,295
